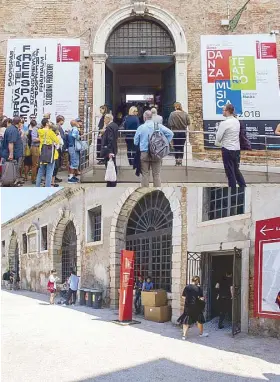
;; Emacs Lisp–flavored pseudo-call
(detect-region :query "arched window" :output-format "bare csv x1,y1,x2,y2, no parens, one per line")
105,19,175,57
61,222,77,283
126,191,173,292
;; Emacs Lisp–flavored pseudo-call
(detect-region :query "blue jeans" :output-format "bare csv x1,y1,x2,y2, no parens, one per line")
36,162,55,187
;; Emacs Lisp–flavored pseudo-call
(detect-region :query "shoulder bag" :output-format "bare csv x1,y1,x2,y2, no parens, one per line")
39,132,54,163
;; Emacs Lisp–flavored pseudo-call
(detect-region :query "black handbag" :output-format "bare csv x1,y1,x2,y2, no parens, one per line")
39,132,54,163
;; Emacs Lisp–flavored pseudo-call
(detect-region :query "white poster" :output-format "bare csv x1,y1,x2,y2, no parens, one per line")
201,34,280,148
261,241,280,313
4,38,80,127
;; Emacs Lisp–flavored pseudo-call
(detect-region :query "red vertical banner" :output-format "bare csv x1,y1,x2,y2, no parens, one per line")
119,250,135,322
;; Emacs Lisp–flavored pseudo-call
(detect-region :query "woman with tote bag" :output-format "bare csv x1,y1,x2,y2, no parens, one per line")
36,118,60,187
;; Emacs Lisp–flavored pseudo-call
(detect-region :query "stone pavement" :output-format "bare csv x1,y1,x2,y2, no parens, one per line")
1,290,280,382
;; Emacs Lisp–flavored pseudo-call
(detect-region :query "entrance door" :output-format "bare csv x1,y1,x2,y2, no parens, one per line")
162,65,176,124
232,247,242,336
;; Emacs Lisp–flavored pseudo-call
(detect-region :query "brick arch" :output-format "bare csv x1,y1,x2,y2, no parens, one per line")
49,209,81,281
109,187,182,315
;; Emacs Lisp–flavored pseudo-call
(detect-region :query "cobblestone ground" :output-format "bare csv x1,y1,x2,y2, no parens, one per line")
1,290,280,382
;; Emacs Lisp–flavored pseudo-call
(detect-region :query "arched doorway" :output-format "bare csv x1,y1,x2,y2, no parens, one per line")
92,3,189,135
126,190,173,291
61,222,77,283
105,18,176,123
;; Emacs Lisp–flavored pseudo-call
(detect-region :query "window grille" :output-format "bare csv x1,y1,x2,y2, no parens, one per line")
88,206,102,242
62,222,77,283
126,191,173,292
41,226,48,251
22,234,27,254
105,19,175,57
204,187,245,221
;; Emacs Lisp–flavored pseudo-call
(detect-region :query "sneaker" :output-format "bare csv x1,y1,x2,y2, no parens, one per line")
199,333,209,338
55,177,62,183
182,336,186,341
68,177,79,184
72,176,80,182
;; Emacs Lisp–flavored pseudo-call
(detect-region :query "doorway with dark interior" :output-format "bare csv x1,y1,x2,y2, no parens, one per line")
200,251,242,336
211,254,234,327
105,18,176,124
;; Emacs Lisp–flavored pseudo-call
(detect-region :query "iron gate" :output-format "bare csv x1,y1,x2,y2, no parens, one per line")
232,247,242,337
126,191,173,291
105,19,175,57
9,243,19,276
61,222,77,283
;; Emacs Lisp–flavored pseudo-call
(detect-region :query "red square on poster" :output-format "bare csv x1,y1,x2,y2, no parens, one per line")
57,45,80,62
207,49,232,83
256,42,277,59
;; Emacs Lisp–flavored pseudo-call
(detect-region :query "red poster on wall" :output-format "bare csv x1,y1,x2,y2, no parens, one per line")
254,217,280,319
207,49,232,83
119,250,135,322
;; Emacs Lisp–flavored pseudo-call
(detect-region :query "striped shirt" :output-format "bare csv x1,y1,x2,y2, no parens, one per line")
215,116,240,151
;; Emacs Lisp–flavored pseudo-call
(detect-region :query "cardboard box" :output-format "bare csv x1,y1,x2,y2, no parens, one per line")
144,305,171,323
141,290,167,307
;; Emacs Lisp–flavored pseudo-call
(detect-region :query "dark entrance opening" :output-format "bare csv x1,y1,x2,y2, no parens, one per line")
61,222,77,283
188,250,242,336
9,242,19,278
126,190,173,291
105,18,176,124
210,255,234,319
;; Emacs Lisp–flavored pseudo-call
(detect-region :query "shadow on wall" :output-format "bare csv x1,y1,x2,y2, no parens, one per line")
71,359,280,382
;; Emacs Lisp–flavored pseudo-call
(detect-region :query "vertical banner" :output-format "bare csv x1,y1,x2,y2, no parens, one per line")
201,34,280,150
254,217,280,319
119,250,135,322
4,38,80,127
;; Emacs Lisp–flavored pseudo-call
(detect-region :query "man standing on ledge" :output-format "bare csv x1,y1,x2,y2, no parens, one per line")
215,104,246,188
134,110,173,187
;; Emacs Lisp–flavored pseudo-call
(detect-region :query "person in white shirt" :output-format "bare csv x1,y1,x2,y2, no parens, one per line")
215,104,246,188
151,108,163,124
48,269,59,305
66,270,80,305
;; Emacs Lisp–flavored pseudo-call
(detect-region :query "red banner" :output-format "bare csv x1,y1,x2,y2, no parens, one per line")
119,250,135,322
207,49,232,83
254,217,280,319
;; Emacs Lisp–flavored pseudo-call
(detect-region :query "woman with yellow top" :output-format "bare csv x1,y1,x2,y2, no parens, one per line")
36,118,60,187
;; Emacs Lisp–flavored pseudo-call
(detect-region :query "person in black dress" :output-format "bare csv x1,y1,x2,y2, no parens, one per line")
97,105,108,164
101,114,119,187
215,272,233,329
177,276,208,340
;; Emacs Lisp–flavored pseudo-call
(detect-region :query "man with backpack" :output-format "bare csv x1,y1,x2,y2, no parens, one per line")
134,110,173,187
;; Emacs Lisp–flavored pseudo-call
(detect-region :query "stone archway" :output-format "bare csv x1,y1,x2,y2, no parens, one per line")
109,187,182,321
50,209,81,282
92,2,190,153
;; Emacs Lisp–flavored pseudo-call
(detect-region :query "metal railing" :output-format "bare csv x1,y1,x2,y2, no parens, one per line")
79,128,280,183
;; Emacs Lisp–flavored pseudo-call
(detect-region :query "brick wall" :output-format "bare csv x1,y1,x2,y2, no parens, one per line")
0,0,279,161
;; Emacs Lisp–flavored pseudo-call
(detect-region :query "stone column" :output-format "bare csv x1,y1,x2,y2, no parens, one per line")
174,52,192,160
91,53,108,128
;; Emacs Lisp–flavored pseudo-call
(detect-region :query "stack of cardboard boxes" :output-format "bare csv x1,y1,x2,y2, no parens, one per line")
141,290,171,323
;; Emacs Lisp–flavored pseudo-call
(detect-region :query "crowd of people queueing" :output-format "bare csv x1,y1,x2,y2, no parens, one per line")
97,102,191,187
0,113,84,187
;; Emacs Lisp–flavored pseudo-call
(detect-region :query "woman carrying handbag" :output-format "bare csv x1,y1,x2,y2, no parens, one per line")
36,118,60,187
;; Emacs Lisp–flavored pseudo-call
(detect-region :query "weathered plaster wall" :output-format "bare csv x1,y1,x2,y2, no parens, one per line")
187,185,280,337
